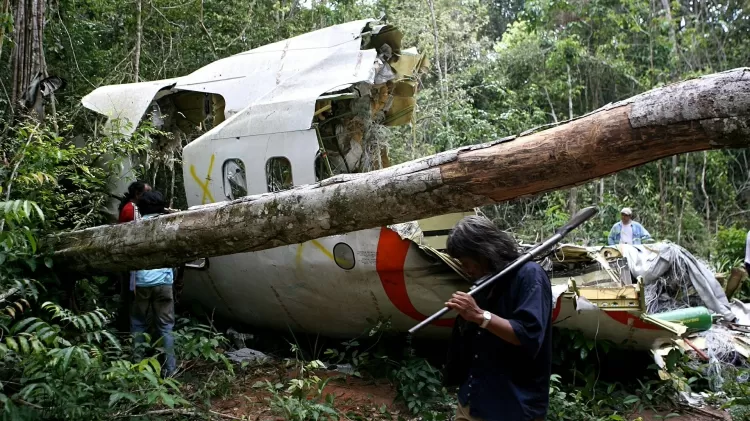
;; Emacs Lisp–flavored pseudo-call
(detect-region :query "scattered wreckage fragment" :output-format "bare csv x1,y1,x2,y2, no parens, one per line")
542,242,749,411
542,243,748,347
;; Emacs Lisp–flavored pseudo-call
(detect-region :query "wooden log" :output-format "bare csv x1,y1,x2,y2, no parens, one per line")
51,68,750,273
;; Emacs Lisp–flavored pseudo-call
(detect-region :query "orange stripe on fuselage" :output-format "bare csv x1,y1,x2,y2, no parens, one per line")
376,228,454,328
604,310,663,330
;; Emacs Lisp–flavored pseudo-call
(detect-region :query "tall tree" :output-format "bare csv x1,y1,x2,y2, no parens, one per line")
10,0,46,118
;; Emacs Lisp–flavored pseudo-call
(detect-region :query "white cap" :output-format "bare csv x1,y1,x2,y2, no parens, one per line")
621,207,633,216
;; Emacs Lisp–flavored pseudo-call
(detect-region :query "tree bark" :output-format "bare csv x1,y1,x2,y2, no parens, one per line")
660,0,678,60
701,151,710,238
566,64,578,216
677,153,689,245
658,159,666,231
426,0,444,97
0,0,9,59
50,69,750,273
10,0,46,116
134,0,143,82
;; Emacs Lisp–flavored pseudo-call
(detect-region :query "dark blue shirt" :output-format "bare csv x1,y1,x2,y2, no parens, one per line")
455,261,552,421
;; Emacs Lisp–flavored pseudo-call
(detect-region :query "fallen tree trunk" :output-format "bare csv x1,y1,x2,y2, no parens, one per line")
52,68,750,273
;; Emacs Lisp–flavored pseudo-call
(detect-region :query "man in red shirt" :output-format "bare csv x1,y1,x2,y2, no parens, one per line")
118,181,151,223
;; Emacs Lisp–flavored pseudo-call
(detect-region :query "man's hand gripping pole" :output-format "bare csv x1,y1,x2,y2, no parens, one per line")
407,206,599,335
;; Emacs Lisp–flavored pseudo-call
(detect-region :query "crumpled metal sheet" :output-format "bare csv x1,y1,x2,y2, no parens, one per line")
81,19,379,137
82,79,177,135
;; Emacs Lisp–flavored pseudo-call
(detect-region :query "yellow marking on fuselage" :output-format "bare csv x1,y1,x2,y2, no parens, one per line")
310,240,334,261
190,154,216,204
296,243,305,268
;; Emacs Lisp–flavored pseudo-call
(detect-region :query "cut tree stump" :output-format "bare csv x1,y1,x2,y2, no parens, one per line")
50,68,750,273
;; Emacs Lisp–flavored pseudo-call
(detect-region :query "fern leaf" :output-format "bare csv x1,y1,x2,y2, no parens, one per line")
20,383,53,400
30,202,44,221
22,227,37,254
11,317,39,334
5,337,19,352
18,335,30,354
30,338,44,353
60,347,75,371
80,314,93,331
22,201,30,220
25,321,48,335
102,331,121,351
37,326,58,343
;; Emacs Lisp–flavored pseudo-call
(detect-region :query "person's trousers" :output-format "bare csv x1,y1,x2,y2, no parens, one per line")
455,403,483,421
455,403,545,421
131,285,176,376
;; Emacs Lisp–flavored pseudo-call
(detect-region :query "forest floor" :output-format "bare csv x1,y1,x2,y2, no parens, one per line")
188,360,730,421
199,356,403,420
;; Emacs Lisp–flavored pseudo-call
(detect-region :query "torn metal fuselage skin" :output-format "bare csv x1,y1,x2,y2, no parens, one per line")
82,20,684,348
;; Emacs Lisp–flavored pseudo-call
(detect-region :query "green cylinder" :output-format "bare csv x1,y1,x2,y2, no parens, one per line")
652,307,713,331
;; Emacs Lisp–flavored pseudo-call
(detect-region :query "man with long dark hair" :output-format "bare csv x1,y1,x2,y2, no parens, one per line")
444,216,552,421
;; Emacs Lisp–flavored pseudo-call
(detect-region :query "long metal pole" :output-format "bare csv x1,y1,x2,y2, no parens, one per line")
408,206,598,334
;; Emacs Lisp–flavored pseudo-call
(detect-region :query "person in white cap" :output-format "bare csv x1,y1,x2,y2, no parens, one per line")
608,207,652,245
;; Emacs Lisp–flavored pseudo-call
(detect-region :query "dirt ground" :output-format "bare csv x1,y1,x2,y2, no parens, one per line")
203,363,731,421
202,361,406,421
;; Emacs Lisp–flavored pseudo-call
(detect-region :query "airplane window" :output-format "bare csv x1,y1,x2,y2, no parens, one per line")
223,159,247,199
266,157,293,192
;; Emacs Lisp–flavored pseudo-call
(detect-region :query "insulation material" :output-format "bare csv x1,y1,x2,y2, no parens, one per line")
618,243,735,321
695,325,750,390
730,299,750,326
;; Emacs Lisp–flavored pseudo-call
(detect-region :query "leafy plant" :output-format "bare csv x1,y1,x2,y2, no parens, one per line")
323,317,398,378
621,378,677,414
173,319,233,371
392,357,453,418
256,345,339,421
0,301,188,419
714,226,746,265
547,375,623,421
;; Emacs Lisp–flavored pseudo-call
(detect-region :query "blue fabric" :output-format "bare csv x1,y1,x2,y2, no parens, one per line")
135,267,173,287
608,221,652,245
131,311,175,374
456,262,552,421
134,214,174,288
131,285,176,376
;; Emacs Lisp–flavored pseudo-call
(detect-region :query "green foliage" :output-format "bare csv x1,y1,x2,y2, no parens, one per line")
323,317,398,378
0,300,188,419
621,379,677,413
392,357,453,419
324,339,369,377
551,328,617,395
547,375,621,421
0,120,233,418
1,122,152,231
173,319,233,372
256,345,339,421
713,226,746,271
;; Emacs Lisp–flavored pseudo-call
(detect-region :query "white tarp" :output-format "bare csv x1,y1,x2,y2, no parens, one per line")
617,243,736,321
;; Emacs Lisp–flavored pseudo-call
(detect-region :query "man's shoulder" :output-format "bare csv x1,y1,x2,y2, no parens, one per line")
519,261,549,281
611,221,622,229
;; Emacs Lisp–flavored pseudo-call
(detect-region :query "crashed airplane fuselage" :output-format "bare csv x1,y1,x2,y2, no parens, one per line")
81,19,711,348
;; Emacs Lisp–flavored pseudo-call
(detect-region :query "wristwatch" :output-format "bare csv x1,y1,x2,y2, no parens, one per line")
480,311,492,329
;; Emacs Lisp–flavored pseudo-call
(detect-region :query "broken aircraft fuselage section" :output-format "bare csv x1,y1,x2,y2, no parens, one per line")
81,20,745,352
